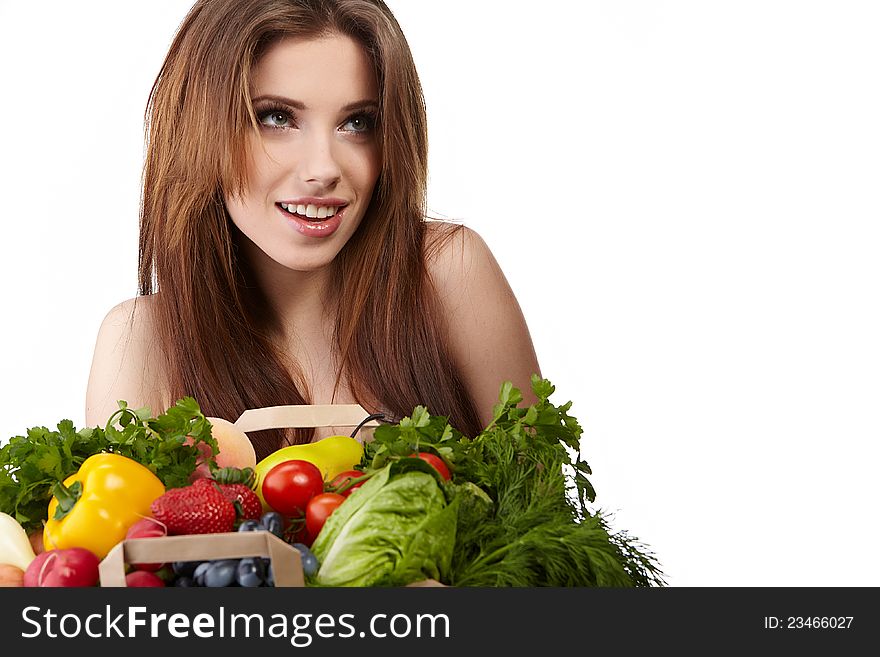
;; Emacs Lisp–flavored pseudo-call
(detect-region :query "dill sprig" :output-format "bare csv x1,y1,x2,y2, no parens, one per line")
363,375,666,587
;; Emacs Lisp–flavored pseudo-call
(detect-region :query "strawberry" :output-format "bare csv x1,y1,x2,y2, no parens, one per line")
218,483,263,521
150,479,236,535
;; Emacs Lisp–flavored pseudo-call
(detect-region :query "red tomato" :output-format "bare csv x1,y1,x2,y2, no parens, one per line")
261,460,324,517
305,493,346,538
413,452,451,480
330,470,368,497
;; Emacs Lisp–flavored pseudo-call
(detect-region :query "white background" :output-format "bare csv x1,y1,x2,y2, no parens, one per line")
1,1,878,586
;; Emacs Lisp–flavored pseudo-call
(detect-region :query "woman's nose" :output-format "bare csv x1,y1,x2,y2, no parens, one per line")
298,133,342,188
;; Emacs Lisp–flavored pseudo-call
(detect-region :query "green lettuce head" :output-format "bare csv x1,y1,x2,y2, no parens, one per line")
310,464,457,586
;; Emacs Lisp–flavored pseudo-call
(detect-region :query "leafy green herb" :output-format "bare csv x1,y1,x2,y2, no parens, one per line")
365,406,463,472
362,375,665,587
0,397,218,533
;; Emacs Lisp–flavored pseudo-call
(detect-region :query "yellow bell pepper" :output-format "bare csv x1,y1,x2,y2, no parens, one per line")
254,435,364,508
43,453,165,559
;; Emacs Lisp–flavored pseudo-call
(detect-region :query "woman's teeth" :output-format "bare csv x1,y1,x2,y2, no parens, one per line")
279,202,339,220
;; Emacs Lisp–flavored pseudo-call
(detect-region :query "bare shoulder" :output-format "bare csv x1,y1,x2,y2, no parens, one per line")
423,220,521,322
84,295,170,426
423,221,541,424
424,221,494,293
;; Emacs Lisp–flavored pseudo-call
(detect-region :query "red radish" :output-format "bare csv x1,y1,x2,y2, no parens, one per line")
126,517,167,539
22,551,53,587
125,570,165,587
23,548,100,587
125,517,168,571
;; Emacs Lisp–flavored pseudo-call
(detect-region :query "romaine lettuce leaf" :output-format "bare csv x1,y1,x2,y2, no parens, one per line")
310,465,455,586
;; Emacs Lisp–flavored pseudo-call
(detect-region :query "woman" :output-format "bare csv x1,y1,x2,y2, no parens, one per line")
85,0,540,459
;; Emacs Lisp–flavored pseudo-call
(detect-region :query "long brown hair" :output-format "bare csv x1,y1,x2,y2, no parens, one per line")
137,0,481,458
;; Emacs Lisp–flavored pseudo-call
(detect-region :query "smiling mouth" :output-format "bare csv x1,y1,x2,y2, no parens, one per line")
277,202,343,221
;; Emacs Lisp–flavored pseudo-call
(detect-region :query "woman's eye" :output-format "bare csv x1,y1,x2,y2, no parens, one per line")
343,114,374,133
258,110,292,129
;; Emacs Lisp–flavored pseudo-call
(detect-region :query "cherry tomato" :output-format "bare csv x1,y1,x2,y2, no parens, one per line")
305,493,346,538
412,452,451,480
261,460,324,517
330,470,368,497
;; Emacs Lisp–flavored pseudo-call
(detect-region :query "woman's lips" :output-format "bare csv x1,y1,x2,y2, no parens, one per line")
276,202,344,238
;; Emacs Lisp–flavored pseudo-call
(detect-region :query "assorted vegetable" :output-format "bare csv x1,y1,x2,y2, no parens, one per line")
0,375,664,588
310,462,457,587
253,434,363,506
0,397,218,533
352,375,665,587
43,453,166,559
167,513,291,587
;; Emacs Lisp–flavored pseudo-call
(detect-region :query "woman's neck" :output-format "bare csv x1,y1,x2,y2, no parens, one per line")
240,241,336,343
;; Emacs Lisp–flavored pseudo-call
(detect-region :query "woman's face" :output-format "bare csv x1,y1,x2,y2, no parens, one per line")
226,34,381,273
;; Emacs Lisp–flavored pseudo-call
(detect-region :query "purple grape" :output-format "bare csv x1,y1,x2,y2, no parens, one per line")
237,519,262,532
260,511,284,537
192,561,212,586
172,560,200,577
236,557,266,587
204,559,239,587
300,552,319,578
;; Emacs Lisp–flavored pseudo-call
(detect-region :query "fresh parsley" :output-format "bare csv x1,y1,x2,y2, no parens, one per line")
0,397,218,533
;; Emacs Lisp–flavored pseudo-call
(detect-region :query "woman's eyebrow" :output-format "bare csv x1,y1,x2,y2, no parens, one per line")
341,99,380,112
251,94,378,111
